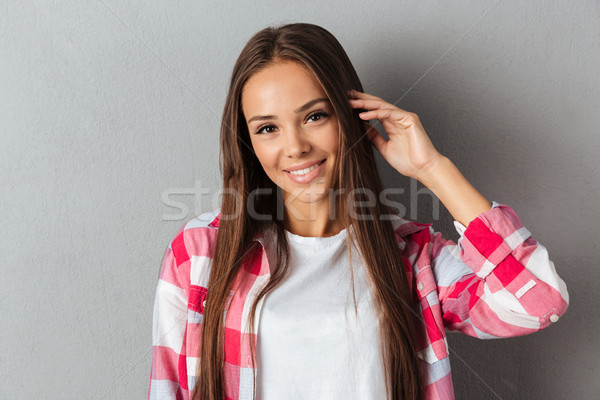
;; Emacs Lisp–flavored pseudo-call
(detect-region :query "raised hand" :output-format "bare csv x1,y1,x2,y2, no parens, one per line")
347,89,443,181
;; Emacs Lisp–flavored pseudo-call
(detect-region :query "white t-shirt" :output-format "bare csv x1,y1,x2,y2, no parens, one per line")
255,225,388,399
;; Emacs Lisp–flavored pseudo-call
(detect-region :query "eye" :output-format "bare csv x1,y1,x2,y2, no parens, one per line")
254,124,277,135
307,111,329,123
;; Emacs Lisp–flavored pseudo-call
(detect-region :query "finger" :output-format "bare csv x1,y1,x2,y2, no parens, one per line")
346,89,384,101
348,97,398,112
358,108,414,127
363,122,387,153
359,107,394,120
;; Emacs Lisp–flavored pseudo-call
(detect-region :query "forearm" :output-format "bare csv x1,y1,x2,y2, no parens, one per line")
416,155,492,227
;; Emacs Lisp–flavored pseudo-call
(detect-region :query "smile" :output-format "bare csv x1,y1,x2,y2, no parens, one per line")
284,159,327,184
287,159,326,175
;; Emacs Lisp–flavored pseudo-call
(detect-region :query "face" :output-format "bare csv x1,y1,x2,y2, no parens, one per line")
241,60,340,207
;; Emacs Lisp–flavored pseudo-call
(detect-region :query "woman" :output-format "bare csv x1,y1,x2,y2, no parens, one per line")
148,22,569,400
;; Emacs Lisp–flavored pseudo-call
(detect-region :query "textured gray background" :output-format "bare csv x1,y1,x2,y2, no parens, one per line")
1,1,598,399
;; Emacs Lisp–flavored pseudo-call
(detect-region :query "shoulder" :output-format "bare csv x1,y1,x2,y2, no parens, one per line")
183,207,221,231
167,208,221,265
161,208,222,289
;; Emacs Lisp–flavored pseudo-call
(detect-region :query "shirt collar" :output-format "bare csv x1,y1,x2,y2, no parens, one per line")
208,212,265,243
209,212,429,243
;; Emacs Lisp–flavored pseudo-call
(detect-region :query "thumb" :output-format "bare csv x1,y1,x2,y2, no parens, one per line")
363,122,386,154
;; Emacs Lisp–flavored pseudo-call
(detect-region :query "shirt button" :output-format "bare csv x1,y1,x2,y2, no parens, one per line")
550,314,559,323
202,300,207,308
417,282,424,291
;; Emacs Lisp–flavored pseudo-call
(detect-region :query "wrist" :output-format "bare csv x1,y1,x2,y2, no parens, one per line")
414,155,492,226
414,153,450,188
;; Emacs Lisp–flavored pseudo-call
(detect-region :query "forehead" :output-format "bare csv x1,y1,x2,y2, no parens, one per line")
241,60,328,115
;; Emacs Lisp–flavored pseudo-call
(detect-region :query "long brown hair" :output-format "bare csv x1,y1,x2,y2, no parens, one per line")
193,22,423,400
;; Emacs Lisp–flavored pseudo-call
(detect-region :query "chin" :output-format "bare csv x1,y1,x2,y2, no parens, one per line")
297,188,330,203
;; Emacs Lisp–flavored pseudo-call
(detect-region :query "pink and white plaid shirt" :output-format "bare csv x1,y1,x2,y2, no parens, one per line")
148,201,569,399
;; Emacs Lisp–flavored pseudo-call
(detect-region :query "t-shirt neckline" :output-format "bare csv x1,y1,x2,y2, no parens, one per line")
284,225,351,247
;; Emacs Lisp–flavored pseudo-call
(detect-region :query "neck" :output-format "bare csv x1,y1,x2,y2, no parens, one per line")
283,197,345,237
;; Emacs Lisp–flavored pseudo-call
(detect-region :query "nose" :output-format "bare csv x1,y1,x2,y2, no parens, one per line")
284,126,311,158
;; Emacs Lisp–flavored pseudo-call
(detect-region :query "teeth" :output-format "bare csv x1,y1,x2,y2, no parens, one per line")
288,160,323,175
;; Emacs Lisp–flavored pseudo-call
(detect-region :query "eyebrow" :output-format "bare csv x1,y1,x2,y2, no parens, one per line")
247,97,330,124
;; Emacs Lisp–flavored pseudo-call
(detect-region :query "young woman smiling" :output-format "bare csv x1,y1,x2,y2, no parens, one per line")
148,23,569,400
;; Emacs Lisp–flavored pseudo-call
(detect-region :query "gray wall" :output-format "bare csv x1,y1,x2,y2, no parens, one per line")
1,1,598,399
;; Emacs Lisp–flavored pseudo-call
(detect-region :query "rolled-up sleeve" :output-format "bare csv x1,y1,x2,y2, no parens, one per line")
432,202,569,338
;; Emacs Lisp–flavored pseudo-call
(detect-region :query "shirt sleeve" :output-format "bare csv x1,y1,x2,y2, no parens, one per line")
429,202,569,338
148,239,191,399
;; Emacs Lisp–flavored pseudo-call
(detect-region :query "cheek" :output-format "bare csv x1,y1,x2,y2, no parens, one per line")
325,126,340,158
254,147,278,171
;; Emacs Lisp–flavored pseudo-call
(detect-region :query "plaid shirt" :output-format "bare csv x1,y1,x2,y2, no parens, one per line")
148,202,569,400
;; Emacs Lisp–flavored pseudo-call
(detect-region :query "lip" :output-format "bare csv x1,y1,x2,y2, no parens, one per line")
284,159,326,184
284,159,326,172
